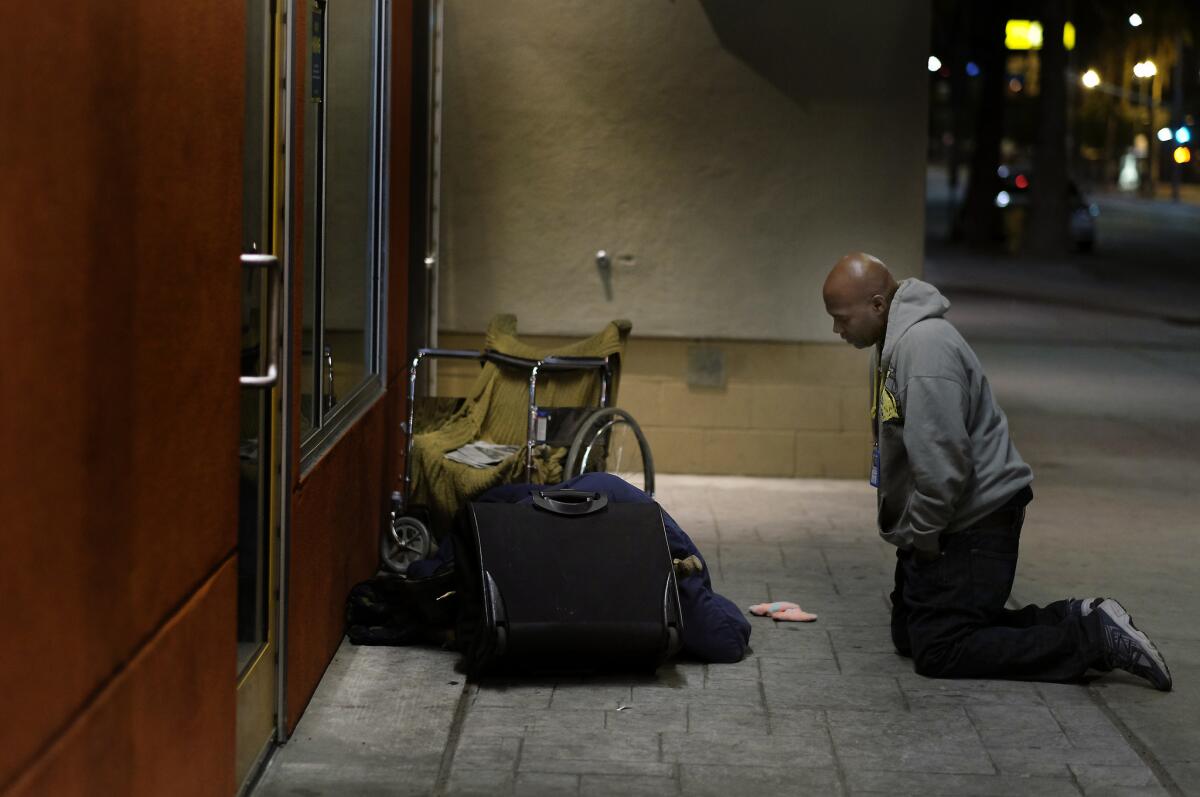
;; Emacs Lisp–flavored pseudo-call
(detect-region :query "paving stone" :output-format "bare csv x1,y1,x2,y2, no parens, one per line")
662,730,834,768
702,657,761,684
717,544,786,576
1093,698,1198,764
631,678,762,709
549,684,634,711
458,704,607,736
678,763,840,796
253,477,1163,797
828,708,995,774
804,601,893,628
685,703,769,734
1161,762,1200,797
578,774,679,797
603,703,688,734
1052,703,1138,750
451,735,522,771
987,743,1145,774
1070,763,1162,791
837,651,915,677
758,653,841,677
518,759,676,778
827,625,899,656
967,704,1071,750
763,673,906,711
985,747,1071,777
760,587,843,613
514,772,583,796
747,627,837,660
457,706,536,736
254,760,441,797
901,679,1046,709
444,768,516,797
756,521,829,542
766,707,829,736
524,709,608,735
775,544,835,573
473,682,554,709
1037,682,1099,707
845,769,1080,796
517,730,663,776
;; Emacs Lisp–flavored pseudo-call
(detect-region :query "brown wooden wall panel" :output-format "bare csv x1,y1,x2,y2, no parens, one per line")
387,1,414,389
282,1,414,733
5,557,237,797
288,1,310,477
286,399,389,732
386,2,415,496
0,1,244,789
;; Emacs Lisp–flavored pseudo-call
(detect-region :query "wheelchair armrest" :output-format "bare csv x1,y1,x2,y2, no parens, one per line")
411,348,484,374
483,350,609,372
538,355,609,371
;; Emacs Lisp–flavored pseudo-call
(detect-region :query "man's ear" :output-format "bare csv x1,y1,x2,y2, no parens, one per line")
870,294,887,314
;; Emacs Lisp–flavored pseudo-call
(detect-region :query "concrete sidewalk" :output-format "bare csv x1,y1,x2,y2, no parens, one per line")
252,475,1172,797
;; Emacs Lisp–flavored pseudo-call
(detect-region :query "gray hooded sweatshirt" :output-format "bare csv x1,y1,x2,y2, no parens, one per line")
871,279,1032,553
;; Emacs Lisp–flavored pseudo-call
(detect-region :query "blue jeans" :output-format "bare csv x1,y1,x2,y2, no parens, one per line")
890,502,1107,682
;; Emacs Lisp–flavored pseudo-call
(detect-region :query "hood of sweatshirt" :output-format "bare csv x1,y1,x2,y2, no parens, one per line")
880,278,951,366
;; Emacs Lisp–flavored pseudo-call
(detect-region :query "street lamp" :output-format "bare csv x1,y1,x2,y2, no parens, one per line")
1129,13,1143,27
1081,69,1100,89
928,55,942,72
1133,61,1160,196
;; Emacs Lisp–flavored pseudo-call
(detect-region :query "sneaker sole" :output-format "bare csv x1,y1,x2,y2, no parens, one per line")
1100,599,1173,691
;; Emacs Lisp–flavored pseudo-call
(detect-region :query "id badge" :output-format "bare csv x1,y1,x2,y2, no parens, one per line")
869,443,880,488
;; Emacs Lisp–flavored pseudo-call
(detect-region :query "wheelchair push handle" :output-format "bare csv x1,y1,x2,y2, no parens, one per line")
531,489,609,517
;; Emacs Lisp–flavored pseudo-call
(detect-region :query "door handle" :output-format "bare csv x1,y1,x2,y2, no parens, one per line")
240,253,281,389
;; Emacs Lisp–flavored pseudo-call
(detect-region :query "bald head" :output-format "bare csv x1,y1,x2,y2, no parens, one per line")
824,253,897,303
821,252,898,349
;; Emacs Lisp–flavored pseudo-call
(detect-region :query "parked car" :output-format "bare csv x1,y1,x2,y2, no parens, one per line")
994,165,1099,252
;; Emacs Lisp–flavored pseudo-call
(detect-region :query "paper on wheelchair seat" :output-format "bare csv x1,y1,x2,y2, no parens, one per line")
444,440,522,469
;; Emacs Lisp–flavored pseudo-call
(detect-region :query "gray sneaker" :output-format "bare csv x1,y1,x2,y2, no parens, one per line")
1095,599,1172,691
1070,597,1103,617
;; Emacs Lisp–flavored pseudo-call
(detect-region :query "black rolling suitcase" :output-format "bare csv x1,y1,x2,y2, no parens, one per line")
454,488,684,676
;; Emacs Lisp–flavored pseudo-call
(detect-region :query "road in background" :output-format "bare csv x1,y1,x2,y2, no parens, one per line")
926,166,1200,793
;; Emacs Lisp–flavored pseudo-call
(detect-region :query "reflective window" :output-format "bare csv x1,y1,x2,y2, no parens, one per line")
301,0,386,458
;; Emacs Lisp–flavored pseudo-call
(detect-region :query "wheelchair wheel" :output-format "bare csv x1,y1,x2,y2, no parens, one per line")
381,515,432,573
565,407,655,497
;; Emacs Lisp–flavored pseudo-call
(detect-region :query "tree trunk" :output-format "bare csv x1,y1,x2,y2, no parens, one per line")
1027,0,1070,257
961,1,1005,248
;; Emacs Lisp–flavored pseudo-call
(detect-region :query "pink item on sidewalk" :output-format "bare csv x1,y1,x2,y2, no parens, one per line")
748,601,818,622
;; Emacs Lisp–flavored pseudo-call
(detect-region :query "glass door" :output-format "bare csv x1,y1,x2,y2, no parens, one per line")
237,0,286,787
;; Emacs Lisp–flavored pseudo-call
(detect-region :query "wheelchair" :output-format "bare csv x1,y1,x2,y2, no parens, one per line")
381,316,655,573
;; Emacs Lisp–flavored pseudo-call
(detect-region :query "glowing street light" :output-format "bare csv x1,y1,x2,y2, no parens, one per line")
1081,69,1101,89
1157,127,1174,142
1174,147,1192,165
1176,127,1192,145
1133,60,1158,79
928,55,942,72
1129,13,1143,27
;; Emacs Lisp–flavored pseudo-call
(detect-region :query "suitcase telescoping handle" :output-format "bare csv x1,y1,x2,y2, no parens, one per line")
531,489,609,516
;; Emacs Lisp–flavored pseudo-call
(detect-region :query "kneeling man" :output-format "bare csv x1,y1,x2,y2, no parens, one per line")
822,252,1170,690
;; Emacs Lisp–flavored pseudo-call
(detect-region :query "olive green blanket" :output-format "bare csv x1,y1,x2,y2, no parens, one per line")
409,315,630,534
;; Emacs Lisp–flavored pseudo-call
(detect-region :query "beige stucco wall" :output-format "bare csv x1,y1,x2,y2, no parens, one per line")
433,1,929,478
439,0,930,341
435,333,873,480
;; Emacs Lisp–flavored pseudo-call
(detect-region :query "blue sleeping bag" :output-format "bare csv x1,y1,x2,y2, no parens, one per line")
408,473,751,664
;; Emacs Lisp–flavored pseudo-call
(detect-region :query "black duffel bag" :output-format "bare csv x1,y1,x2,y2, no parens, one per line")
454,488,683,676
